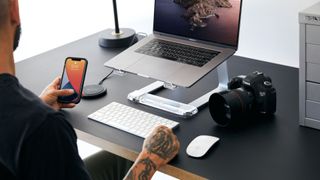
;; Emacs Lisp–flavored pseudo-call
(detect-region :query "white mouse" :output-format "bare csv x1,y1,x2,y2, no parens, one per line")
186,135,219,158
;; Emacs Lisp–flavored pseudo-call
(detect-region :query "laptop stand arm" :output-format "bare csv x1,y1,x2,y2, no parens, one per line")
127,61,229,117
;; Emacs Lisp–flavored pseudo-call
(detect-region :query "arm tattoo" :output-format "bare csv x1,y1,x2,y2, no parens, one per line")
145,129,176,160
125,171,134,180
137,158,157,180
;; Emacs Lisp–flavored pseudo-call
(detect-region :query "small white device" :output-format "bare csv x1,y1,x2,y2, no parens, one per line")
186,135,219,158
88,102,179,138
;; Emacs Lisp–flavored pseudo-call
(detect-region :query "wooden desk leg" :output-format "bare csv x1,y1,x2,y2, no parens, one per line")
75,129,207,180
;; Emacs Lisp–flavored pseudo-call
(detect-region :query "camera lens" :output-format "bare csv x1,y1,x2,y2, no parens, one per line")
209,89,254,127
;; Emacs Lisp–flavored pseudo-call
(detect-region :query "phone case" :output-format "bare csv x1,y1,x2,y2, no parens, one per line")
58,57,88,104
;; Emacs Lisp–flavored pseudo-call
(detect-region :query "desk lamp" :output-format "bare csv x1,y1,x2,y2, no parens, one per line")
99,0,137,48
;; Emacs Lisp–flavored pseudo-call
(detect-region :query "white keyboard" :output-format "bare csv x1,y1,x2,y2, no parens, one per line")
88,102,179,138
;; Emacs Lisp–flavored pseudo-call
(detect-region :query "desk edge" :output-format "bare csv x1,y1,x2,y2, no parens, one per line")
75,129,207,180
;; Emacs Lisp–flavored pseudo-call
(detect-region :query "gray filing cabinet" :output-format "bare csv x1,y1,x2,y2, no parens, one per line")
299,2,320,129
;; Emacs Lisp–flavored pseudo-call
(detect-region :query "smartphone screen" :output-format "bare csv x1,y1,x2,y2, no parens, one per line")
58,57,88,104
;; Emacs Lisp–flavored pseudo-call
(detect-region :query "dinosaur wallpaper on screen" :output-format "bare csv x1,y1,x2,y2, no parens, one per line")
154,0,241,46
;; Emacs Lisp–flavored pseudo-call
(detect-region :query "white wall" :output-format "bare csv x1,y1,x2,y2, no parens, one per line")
14,0,320,67
238,0,320,67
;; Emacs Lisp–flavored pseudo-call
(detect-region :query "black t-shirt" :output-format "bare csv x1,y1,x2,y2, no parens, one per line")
0,74,91,180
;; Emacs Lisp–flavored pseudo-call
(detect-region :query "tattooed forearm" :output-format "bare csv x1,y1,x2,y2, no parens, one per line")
123,157,156,180
145,129,176,160
124,171,134,180
125,126,179,180
138,158,157,180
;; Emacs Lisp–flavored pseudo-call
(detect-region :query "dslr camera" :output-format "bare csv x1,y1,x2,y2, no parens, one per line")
209,71,276,127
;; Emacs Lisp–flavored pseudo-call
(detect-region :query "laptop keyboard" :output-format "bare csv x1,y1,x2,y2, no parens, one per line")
135,39,220,67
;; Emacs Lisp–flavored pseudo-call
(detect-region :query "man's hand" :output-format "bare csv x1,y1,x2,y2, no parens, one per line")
143,125,180,167
39,77,76,111
124,126,180,180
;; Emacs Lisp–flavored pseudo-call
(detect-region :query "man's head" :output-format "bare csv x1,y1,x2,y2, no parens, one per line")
0,0,21,51
0,0,20,75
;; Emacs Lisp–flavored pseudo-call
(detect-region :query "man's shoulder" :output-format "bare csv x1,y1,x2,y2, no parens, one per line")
0,74,76,176
0,73,60,131
0,88,63,136
0,72,74,149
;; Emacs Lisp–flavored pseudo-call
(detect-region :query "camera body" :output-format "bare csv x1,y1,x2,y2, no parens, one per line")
209,71,276,127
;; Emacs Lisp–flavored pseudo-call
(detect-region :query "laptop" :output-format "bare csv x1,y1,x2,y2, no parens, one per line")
105,0,243,87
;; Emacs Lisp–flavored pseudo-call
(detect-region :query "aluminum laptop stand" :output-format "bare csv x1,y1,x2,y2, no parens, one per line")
127,61,229,117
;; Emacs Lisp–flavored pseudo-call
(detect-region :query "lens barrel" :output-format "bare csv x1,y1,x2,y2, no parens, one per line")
209,89,254,127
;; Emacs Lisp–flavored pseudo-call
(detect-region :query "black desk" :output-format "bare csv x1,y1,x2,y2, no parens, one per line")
16,30,320,180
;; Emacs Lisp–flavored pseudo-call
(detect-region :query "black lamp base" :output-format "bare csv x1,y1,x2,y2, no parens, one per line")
99,28,137,48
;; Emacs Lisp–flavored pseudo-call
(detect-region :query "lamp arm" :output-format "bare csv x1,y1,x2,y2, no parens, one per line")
98,0,136,48
112,0,120,34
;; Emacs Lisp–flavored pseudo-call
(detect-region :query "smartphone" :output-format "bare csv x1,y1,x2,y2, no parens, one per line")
58,57,88,104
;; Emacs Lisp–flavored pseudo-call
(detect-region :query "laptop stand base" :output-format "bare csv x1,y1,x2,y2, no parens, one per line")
127,61,229,117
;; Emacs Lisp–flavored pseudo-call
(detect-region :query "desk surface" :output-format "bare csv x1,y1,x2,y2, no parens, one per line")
16,30,320,180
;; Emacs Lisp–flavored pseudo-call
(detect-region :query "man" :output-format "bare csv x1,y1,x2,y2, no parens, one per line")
0,0,180,179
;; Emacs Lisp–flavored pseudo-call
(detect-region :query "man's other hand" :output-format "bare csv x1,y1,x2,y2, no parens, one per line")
40,77,76,111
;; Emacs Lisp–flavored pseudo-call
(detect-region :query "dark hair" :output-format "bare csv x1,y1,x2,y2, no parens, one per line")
0,0,9,27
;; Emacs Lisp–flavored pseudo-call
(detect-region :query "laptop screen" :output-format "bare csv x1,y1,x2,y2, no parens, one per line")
153,0,242,47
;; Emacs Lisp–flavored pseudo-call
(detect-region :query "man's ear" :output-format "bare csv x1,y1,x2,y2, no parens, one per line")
9,0,20,26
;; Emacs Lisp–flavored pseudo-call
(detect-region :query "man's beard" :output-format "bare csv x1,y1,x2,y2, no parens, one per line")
13,24,21,51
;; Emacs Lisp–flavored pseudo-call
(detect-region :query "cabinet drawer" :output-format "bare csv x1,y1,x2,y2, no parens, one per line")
307,44,320,64
307,82,320,102
306,100,320,120
307,63,320,82
306,25,320,45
